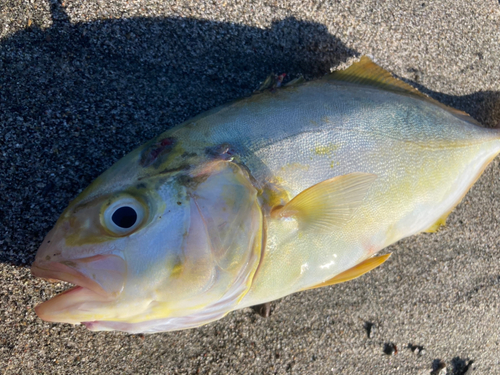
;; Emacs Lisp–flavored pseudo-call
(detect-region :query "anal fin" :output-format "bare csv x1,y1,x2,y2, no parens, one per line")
302,253,391,291
424,212,449,233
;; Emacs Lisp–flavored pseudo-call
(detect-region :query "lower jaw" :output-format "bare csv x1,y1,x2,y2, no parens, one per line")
35,286,114,324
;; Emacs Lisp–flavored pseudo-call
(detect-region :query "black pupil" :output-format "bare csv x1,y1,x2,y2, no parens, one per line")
112,206,138,229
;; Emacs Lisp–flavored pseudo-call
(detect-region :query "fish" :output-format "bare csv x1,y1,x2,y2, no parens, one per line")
31,56,500,333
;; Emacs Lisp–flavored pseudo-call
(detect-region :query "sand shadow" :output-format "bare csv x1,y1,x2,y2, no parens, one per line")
1,1,499,269
0,1,357,266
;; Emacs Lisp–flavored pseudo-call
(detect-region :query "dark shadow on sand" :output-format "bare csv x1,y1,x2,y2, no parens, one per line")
1,1,499,269
0,1,357,266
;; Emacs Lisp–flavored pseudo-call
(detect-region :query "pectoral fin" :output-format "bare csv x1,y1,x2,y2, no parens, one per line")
302,253,391,291
270,172,377,231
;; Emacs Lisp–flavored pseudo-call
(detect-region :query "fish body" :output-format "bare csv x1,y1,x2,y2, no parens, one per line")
32,57,500,333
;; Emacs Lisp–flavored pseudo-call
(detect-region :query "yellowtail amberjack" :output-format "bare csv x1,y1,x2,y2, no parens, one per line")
31,57,500,333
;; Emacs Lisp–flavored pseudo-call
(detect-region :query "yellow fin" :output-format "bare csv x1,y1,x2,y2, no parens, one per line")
271,172,377,231
302,253,392,291
424,212,449,233
328,56,423,95
329,56,479,125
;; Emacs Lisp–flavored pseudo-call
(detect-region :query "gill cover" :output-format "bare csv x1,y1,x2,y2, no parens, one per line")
163,161,264,307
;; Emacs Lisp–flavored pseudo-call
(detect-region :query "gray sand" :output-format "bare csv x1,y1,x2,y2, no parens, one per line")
1,0,500,373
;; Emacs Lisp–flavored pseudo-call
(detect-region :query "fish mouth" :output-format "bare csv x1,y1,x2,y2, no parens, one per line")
31,254,127,323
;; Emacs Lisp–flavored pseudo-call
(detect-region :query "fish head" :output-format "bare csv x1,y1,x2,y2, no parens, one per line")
32,140,263,331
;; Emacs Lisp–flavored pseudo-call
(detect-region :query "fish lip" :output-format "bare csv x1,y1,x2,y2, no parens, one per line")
33,285,115,324
31,260,110,298
31,254,127,299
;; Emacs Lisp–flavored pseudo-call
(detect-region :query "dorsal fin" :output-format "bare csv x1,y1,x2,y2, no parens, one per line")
328,56,480,126
328,56,424,96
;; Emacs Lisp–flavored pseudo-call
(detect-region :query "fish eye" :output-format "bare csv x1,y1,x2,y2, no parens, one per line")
112,206,137,228
102,196,145,235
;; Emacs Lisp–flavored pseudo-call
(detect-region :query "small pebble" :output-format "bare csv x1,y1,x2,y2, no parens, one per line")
369,325,377,338
383,343,398,356
463,360,474,375
363,321,376,338
430,361,447,375
410,345,426,356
